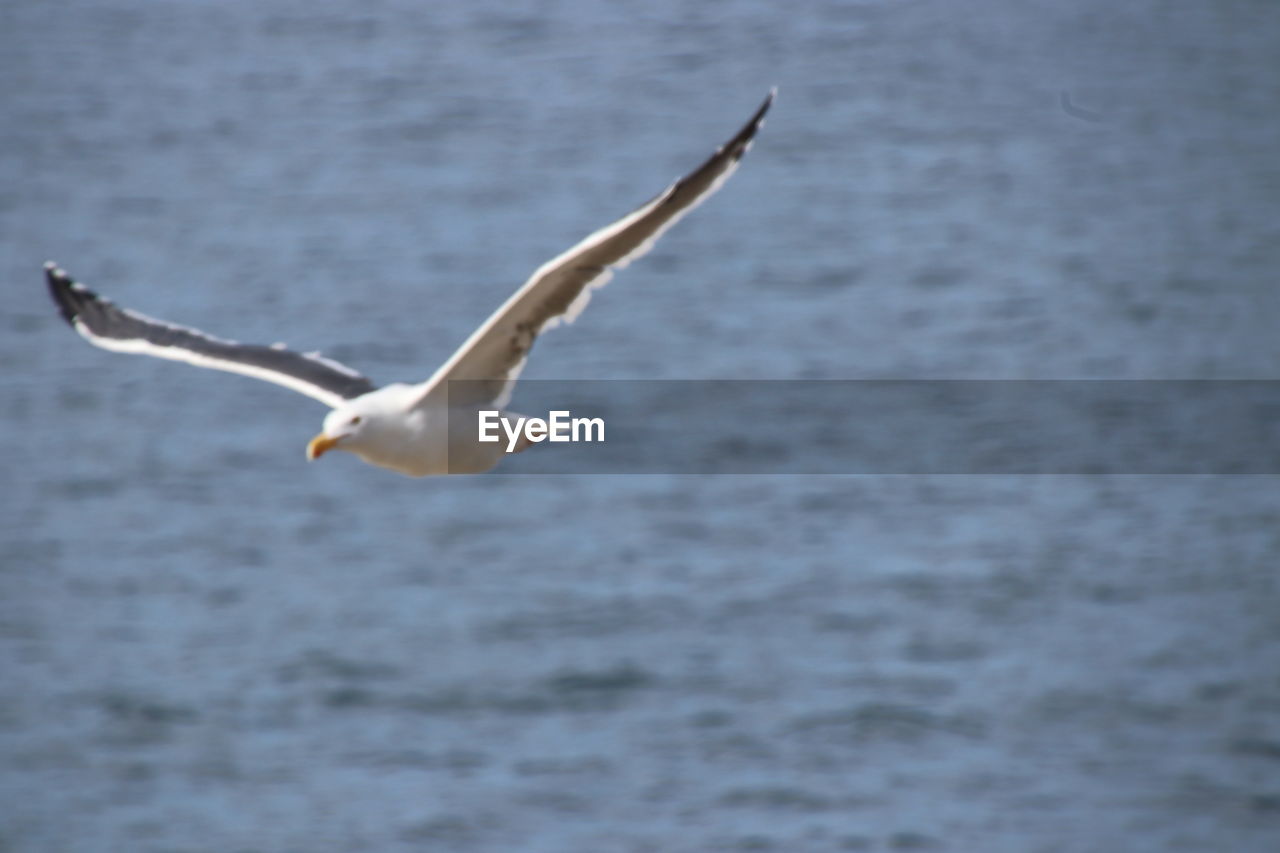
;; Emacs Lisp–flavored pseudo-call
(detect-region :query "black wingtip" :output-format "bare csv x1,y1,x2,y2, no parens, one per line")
725,89,776,164
760,87,777,116
45,261,86,326
750,88,776,129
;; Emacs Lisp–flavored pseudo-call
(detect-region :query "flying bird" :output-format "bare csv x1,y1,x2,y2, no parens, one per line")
46,89,774,476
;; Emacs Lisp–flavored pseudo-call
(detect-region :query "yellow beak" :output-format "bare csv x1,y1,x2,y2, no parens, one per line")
307,433,341,461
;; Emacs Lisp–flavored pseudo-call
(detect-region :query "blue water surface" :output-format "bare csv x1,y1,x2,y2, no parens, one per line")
2,1,1279,851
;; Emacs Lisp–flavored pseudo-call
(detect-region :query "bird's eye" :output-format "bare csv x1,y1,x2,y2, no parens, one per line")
349,416,362,426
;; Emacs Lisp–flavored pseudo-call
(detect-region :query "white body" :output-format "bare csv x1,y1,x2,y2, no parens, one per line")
326,384,522,477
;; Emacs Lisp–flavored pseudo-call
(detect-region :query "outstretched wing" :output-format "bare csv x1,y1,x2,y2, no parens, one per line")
412,89,775,410
46,263,376,409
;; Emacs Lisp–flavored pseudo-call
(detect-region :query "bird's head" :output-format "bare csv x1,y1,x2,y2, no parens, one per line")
307,407,369,461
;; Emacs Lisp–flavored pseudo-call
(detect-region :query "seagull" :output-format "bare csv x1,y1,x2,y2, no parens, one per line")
46,89,774,476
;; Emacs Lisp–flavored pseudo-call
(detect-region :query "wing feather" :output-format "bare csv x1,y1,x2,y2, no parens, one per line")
412,89,775,410
45,263,376,409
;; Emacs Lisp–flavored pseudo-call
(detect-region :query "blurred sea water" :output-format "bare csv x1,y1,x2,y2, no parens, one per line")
2,1,1279,851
